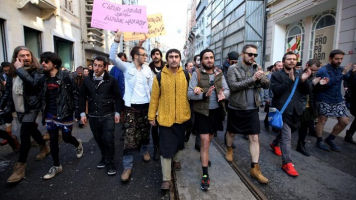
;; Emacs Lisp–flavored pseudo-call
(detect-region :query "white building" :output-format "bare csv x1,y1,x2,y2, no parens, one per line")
265,0,356,67
0,0,85,71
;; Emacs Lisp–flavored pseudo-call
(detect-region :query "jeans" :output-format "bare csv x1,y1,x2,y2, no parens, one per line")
89,115,115,164
122,144,150,169
281,123,292,164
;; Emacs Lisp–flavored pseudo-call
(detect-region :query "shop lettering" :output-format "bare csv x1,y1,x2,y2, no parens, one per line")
314,35,327,60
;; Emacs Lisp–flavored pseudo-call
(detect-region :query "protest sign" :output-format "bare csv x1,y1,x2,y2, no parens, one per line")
124,13,166,41
91,0,148,33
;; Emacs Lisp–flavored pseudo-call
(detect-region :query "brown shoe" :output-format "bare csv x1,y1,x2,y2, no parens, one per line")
225,147,233,162
250,163,269,184
35,144,50,160
121,168,132,182
43,132,50,140
7,162,26,183
143,152,151,162
173,161,181,171
160,180,171,190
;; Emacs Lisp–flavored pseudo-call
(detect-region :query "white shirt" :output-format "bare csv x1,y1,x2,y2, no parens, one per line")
130,69,150,104
12,76,25,113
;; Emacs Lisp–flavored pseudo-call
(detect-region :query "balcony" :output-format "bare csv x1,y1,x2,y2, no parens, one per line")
17,0,58,19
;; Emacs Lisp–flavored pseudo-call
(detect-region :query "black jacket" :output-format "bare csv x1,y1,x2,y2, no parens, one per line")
79,71,123,117
42,70,79,120
271,69,309,129
0,76,13,117
344,70,356,115
15,67,45,112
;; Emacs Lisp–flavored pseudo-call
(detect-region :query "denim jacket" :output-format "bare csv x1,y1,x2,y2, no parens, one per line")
315,63,346,104
109,42,153,107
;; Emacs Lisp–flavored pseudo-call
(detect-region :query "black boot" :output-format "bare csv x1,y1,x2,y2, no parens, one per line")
345,130,356,145
153,146,160,161
296,141,310,157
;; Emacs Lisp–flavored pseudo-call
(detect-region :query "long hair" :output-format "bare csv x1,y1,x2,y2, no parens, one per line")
9,46,41,77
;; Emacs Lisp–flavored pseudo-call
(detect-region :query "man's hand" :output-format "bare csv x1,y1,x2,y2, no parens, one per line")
114,30,123,43
81,116,87,125
194,87,203,95
253,70,264,81
14,58,23,69
217,89,225,102
319,77,329,85
206,85,215,97
343,63,353,74
301,68,312,82
312,77,321,85
149,120,156,126
115,115,120,124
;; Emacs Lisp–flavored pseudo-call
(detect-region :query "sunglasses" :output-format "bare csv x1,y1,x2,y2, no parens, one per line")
245,52,258,57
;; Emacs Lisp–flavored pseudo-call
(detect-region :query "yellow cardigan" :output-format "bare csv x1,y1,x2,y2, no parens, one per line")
148,66,191,127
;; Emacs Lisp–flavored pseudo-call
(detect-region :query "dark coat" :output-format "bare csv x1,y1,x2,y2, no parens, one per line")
42,70,79,120
344,70,356,116
15,67,45,112
271,69,309,130
79,71,123,117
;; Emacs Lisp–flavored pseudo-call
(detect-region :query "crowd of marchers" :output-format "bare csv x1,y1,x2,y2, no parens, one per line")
0,30,355,193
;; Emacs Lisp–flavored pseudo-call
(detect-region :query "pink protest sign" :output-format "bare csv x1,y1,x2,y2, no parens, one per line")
91,0,148,33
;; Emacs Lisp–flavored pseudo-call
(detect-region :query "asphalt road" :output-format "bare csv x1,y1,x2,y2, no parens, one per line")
0,121,166,200
214,111,356,200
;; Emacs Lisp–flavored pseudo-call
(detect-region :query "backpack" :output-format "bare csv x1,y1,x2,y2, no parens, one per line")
156,70,190,87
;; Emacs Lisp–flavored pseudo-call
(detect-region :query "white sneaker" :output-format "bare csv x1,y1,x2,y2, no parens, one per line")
43,165,63,180
76,140,83,158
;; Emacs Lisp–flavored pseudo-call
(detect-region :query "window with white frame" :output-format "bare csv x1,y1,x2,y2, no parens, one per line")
310,12,335,65
285,23,304,62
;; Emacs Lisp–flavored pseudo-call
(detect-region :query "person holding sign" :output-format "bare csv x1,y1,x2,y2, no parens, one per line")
109,31,153,182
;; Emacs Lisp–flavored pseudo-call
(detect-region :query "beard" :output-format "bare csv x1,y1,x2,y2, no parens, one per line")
202,63,214,70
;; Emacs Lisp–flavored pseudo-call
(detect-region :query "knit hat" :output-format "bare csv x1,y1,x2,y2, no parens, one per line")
228,51,238,60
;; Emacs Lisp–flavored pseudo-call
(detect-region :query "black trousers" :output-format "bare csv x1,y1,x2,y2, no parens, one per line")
49,128,79,166
0,130,16,149
18,122,46,163
89,115,115,163
151,123,159,148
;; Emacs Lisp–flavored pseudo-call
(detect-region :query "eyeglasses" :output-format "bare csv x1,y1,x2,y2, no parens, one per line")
245,52,258,57
137,53,148,57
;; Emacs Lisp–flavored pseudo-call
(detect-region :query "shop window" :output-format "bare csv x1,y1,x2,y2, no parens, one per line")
0,19,7,62
310,12,336,64
24,26,42,59
54,36,73,71
285,23,304,62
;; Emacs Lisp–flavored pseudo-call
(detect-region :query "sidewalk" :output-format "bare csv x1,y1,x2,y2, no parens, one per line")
175,135,256,200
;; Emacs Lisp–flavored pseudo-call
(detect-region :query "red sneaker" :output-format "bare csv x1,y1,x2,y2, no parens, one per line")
270,143,282,156
282,162,299,177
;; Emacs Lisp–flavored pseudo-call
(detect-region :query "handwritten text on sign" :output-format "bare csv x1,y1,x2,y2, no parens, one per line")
91,0,148,33
124,14,166,41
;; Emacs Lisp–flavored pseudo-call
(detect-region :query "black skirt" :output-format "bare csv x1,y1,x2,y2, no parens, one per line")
159,123,186,158
227,108,260,135
194,109,221,134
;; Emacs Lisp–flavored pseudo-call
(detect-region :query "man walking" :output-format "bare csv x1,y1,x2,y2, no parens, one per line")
40,52,83,179
225,44,269,184
80,56,123,176
110,31,153,182
188,49,230,191
148,49,191,191
314,50,350,152
149,48,166,161
270,51,311,176
7,46,49,184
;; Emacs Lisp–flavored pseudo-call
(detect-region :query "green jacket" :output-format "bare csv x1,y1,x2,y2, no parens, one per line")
226,62,269,110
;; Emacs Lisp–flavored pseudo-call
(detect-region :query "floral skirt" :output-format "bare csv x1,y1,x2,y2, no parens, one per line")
318,101,349,117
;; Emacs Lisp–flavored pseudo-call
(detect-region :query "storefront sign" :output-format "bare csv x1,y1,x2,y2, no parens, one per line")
313,25,335,64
